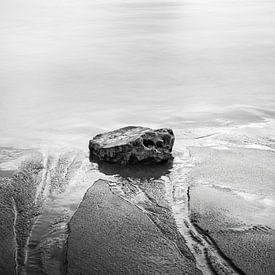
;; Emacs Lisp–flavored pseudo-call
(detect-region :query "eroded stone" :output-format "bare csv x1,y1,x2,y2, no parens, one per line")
89,126,175,164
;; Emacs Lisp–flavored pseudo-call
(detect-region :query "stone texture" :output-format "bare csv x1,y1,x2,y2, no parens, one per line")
89,126,175,164
67,180,201,275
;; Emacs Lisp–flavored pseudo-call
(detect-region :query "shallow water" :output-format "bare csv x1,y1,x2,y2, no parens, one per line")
1,0,275,148
1,0,275,274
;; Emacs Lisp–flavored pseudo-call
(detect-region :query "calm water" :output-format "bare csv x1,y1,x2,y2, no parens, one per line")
0,0,275,149
1,1,275,273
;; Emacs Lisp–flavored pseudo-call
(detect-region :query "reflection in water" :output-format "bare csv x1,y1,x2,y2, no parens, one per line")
90,157,173,179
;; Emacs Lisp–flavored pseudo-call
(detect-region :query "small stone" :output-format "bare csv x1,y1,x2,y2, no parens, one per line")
89,126,175,165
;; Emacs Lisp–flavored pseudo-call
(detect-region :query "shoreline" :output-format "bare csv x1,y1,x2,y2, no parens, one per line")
0,142,274,274
188,146,275,275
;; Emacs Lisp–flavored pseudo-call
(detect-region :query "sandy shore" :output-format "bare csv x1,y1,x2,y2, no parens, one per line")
0,176,15,275
0,154,45,274
188,146,275,275
1,144,274,275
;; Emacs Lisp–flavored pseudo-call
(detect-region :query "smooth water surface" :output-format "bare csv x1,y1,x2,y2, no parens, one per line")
0,0,275,148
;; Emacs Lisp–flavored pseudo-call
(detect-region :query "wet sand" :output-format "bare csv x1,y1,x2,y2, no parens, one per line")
0,149,79,274
0,176,15,275
0,149,42,275
188,146,275,275
0,153,45,274
0,141,274,274
67,179,201,275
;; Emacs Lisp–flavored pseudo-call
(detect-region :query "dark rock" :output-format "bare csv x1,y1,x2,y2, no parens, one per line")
89,126,175,164
67,179,201,275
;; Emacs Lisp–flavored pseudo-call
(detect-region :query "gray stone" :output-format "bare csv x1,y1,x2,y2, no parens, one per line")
89,126,175,164
67,179,201,275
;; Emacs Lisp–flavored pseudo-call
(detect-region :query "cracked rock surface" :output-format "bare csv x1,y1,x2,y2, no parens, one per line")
89,126,175,164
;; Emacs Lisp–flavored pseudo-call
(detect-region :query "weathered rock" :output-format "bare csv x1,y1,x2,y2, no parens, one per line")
67,180,201,275
89,126,175,164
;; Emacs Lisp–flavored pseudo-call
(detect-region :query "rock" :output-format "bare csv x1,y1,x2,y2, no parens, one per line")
66,180,201,275
89,126,175,164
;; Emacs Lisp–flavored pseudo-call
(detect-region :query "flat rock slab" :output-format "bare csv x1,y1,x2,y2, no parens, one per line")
67,179,199,275
89,126,175,164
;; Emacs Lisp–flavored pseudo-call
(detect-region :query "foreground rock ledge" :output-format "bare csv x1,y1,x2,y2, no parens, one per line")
67,180,200,275
89,126,175,164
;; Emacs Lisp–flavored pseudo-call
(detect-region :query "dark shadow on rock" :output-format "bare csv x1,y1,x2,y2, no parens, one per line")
89,155,173,180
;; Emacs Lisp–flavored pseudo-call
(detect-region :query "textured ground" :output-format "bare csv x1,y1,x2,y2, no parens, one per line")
188,146,275,275
67,179,201,275
0,176,15,275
